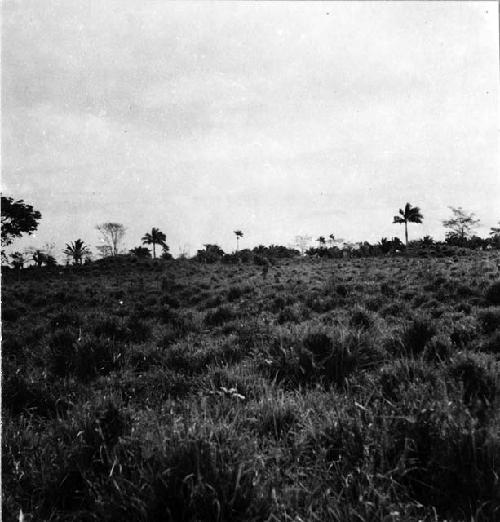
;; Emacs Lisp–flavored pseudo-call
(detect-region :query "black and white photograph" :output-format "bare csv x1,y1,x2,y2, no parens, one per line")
2,1,499,520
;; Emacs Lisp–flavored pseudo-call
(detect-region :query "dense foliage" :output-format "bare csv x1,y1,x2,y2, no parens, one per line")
1,196,42,247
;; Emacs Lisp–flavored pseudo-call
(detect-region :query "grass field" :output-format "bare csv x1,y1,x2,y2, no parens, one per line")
2,252,500,521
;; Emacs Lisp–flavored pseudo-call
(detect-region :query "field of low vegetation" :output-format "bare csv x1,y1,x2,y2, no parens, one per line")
3,251,500,521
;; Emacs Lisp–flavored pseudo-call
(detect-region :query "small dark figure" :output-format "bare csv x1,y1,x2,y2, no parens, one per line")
262,261,269,280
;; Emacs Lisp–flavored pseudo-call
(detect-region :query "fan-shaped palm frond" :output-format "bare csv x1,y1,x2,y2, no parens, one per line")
63,239,90,265
142,227,167,258
393,203,423,246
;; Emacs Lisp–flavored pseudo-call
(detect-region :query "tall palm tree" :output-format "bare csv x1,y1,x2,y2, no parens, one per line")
234,230,243,252
393,203,423,247
63,239,90,265
142,227,167,259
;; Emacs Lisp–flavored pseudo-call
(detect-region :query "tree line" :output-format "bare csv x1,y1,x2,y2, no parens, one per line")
1,195,499,269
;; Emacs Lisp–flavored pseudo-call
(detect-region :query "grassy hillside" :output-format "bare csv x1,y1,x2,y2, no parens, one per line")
2,252,500,521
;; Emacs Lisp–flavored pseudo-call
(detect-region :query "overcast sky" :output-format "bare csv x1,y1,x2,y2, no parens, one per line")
3,1,499,257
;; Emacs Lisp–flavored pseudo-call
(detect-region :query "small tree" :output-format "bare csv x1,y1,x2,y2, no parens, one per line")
234,230,243,252
96,223,126,257
63,239,90,265
393,203,423,247
142,227,167,259
1,196,42,247
442,207,480,245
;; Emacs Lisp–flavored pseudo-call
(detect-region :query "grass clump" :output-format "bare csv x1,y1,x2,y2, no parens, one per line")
485,281,500,305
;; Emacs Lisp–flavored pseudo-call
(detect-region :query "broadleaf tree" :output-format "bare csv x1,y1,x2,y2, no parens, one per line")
442,207,480,245
96,223,126,257
1,196,42,247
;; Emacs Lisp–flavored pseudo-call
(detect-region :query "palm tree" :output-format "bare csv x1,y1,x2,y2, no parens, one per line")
142,227,167,259
316,236,326,248
234,230,243,252
490,222,500,237
63,239,90,265
393,203,423,247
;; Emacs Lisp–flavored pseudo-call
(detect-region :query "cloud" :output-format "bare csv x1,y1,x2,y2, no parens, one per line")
2,1,498,254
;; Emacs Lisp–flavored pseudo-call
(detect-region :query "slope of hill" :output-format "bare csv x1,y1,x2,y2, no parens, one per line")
2,252,500,521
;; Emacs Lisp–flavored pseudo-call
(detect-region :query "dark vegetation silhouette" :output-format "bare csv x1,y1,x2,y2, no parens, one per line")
234,230,243,252
443,206,480,246
63,239,91,265
1,196,42,246
142,227,167,259
393,202,423,246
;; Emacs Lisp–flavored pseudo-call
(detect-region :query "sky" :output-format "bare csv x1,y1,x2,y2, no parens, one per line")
2,1,499,258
